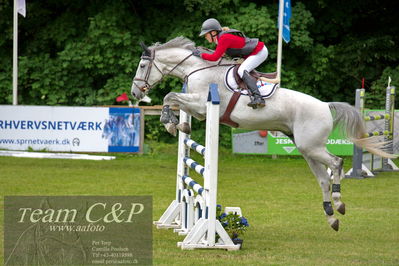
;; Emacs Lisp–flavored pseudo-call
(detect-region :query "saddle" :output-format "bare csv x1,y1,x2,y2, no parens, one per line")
219,65,278,128
232,65,278,91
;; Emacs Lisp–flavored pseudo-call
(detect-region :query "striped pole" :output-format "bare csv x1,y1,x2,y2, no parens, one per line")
184,139,206,156
364,114,391,121
364,130,391,137
182,176,204,195
183,157,205,176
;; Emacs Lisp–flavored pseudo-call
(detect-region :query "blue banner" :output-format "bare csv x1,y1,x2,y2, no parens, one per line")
279,0,291,43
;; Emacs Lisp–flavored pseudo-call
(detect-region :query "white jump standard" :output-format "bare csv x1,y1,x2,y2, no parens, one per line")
154,84,241,250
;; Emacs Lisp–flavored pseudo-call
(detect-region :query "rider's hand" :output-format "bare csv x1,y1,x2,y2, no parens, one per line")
192,49,202,57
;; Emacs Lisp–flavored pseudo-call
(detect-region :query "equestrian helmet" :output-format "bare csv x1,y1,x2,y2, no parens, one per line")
199,18,222,36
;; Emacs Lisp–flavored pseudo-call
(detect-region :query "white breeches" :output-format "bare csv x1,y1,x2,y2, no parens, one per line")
237,46,268,78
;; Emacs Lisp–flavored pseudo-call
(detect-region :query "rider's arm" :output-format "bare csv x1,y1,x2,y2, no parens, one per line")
201,35,231,61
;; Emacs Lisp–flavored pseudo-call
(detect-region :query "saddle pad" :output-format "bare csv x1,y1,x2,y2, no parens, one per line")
224,66,279,99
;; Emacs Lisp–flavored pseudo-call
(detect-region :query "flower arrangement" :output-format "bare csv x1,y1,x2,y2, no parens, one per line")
216,205,249,246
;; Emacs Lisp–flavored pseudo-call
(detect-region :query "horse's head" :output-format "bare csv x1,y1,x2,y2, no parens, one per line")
131,37,199,100
131,42,164,100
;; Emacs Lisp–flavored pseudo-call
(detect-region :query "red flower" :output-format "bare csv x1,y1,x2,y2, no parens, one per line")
116,92,129,102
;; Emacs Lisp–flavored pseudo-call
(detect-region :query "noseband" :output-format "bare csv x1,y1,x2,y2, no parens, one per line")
133,50,162,92
133,49,193,93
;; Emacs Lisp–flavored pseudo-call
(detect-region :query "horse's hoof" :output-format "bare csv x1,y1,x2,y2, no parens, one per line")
165,123,177,136
170,115,179,125
330,219,339,231
176,122,191,134
160,115,169,124
326,215,339,231
337,203,346,215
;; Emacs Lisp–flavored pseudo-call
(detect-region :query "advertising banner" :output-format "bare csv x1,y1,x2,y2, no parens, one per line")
0,106,142,153
232,110,398,156
232,127,354,155
266,128,354,155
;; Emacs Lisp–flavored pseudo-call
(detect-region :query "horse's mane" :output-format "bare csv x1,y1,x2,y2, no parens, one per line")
149,36,236,64
149,36,196,51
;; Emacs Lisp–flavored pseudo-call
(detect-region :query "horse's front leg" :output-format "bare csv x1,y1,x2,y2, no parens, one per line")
160,104,186,136
161,92,206,136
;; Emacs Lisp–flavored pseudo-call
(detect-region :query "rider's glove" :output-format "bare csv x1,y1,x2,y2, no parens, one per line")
192,49,202,57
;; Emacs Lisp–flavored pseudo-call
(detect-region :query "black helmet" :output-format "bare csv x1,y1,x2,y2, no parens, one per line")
199,18,222,36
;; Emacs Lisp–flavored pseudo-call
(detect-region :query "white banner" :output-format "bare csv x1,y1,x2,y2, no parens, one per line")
17,0,26,17
0,106,142,153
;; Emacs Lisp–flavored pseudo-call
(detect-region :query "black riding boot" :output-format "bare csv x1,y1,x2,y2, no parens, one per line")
242,70,265,109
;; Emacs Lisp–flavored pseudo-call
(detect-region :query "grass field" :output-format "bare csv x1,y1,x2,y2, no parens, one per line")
1,143,398,265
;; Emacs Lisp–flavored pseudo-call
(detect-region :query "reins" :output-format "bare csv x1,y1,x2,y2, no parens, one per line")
184,60,237,84
134,47,238,93
133,50,194,92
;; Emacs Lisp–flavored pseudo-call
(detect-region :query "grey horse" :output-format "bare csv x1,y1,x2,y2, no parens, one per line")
131,36,395,231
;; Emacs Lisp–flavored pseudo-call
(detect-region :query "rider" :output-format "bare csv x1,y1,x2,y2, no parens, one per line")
193,18,268,108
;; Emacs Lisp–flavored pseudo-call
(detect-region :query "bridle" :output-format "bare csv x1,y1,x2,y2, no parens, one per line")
133,46,237,93
133,49,193,93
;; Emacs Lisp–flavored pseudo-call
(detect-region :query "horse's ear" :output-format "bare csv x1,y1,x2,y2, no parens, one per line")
140,42,151,57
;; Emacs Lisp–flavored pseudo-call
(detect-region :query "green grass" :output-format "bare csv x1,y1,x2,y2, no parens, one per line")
1,144,398,265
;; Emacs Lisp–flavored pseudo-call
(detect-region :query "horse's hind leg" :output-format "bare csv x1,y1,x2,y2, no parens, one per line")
307,149,345,216
303,154,340,231
328,152,345,215
293,115,345,230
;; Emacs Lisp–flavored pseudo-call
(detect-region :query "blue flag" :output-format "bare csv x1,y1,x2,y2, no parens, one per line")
279,0,291,43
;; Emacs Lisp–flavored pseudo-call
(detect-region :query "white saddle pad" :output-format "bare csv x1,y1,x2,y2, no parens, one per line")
224,66,279,99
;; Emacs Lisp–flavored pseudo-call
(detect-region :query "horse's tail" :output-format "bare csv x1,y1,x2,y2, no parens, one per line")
329,102,397,159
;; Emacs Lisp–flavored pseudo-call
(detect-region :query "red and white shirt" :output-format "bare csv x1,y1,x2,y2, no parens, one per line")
201,33,265,61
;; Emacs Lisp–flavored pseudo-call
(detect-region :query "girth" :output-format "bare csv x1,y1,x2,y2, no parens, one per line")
220,91,241,128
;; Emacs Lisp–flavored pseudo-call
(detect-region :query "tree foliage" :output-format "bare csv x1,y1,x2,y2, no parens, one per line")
0,0,398,144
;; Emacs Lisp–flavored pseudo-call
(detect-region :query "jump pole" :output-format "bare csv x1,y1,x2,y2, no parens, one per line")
346,82,398,178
